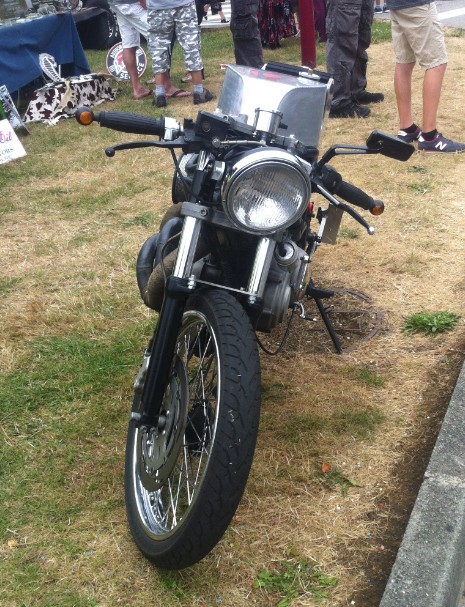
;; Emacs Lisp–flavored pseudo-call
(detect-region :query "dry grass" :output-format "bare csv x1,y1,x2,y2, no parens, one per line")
1,28,465,607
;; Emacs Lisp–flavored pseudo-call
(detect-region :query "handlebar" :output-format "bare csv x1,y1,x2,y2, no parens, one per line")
318,165,384,216
75,107,181,139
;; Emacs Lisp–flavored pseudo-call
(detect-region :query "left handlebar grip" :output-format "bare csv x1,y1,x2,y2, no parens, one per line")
75,107,166,137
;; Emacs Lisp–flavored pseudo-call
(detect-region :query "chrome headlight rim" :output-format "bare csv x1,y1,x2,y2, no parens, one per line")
222,148,311,235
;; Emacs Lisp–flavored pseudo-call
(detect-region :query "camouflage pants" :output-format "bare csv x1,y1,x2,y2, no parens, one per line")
148,3,203,74
325,0,374,109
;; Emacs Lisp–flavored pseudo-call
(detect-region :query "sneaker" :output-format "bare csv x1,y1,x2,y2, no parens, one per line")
354,90,384,104
397,126,421,143
153,94,167,108
418,132,465,153
383,3,389,10
220,18,229,23
374,6,382,12
193,88,217,105
329,102,371,118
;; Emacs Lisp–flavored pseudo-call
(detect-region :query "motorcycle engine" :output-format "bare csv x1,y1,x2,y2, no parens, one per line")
256,241,308,333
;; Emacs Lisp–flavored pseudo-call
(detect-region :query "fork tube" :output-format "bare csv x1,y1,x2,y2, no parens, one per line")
246,237,275,305
140,216,201,427
173,215,202,278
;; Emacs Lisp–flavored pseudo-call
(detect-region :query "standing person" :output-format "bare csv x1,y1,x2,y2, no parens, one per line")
110,0,190,99
325,0,384,118
147,0,215,107
390,0,465,152
204,1,229,22
230,0,264,68
109,0,152,100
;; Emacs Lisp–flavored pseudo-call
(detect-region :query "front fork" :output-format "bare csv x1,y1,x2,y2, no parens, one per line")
135,148,210,428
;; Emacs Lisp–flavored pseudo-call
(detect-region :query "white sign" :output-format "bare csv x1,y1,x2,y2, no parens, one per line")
0,119,27,165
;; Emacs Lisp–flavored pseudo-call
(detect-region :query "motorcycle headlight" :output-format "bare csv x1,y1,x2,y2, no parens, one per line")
222,149,311,234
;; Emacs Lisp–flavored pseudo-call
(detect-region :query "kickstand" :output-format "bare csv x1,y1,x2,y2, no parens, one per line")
305,282,343,354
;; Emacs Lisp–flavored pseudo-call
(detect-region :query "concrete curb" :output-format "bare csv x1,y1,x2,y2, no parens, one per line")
379,361,465,607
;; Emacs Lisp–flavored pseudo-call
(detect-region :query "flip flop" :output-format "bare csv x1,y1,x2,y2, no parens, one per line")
133,90,151,100
166,88,191,98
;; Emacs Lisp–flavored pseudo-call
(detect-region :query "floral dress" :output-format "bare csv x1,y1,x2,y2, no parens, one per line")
258,0,297,48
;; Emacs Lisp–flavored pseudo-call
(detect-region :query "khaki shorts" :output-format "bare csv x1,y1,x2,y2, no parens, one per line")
391,3,447,70
113,3,148,48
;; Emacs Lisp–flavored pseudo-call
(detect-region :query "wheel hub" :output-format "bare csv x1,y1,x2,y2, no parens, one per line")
137,356,188,492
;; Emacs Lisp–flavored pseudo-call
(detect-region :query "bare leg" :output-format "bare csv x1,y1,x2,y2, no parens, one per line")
394,61,415,129
422,63,446,132
191,69,204,86
122,47,150,99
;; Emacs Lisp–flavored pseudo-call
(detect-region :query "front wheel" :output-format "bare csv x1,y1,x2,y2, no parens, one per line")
125,289,261,569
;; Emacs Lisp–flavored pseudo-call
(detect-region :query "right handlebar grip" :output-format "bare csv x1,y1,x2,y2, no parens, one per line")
94,111,166,136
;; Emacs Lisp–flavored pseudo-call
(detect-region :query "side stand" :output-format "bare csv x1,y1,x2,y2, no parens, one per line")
305,282,343,354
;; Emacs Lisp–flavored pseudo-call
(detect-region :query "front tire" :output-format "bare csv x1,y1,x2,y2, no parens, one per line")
125,289,261,569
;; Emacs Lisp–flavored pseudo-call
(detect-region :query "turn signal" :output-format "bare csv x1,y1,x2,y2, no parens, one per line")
75,107,94,126
370,201,384,216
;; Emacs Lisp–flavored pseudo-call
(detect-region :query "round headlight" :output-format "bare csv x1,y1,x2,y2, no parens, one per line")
222,148,311,234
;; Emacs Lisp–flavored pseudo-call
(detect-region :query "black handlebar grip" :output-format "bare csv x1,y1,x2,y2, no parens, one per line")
94,111,166,137
320,165,384,215
336,180,384,214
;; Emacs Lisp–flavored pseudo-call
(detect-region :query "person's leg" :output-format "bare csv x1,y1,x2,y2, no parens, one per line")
113,4,151,99
230,0,263,67
351,0,381,99
148,7,176,106
122,47,150,98
422,63,446,132
394,61,415,129
175,4,215,103
326,0,366,109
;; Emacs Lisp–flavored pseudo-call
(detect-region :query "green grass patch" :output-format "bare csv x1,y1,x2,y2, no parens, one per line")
123,212,157,228
269,405,384,445
318,465,360,496
403,311,460,336
355,366,386,388
0,276,21,297
371,20,392,43
254,557,337,605
340,226,360,240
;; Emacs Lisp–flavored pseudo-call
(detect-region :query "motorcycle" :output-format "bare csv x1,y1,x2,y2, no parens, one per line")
76,61,414,570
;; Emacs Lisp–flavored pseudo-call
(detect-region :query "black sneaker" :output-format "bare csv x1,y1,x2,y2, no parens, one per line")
329,102,371,118
153,94,167,108
397,126,421,143
418,132,465,153
354,90,384,104
193,89,216,105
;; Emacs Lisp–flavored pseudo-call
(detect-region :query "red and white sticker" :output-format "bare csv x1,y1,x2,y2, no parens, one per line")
106,43,147,81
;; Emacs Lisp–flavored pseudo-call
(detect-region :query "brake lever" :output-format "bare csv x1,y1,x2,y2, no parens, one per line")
338,200,375,234
315,182,375,235
104,139,184,157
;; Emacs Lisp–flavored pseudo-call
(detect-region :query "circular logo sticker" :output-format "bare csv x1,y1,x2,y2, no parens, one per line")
106,43,147,81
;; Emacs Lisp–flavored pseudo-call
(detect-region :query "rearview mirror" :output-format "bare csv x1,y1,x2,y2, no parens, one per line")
366,130,415,161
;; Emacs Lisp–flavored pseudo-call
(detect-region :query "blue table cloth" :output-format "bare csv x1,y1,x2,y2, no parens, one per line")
0,12,90,94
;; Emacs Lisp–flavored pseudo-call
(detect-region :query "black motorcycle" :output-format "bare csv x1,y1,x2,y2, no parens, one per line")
76,61,414,570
